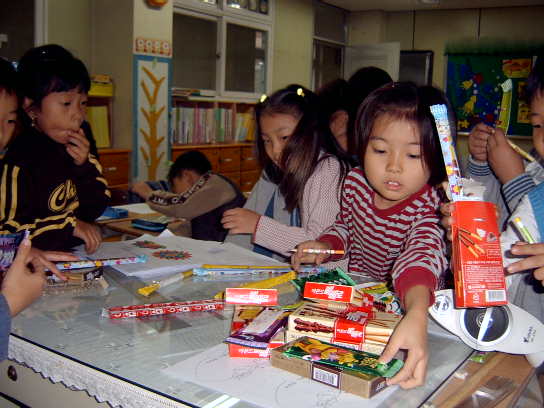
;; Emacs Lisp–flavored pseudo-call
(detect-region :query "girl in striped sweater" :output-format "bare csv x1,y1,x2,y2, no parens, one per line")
292,82,451,390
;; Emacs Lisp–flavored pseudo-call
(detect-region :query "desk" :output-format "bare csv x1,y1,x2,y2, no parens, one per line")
0,244,535,407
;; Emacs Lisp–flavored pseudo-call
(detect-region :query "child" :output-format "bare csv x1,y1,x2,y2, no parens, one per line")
465,57,544,228
132,150,245,241
292,82,450,389
0,45,109,253
222,84,350,267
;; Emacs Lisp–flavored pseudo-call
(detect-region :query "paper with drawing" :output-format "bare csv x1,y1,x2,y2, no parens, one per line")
75,235,284,279
162,344,396,408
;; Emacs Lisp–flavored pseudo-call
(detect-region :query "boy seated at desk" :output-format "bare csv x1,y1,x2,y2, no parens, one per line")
130,150,245,241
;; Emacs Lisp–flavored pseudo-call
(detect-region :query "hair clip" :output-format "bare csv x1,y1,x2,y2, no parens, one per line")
259,94,267,103
296,88,305,98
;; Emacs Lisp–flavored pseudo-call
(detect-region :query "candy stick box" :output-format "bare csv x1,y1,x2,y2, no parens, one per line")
303,282,373,307
452,200,507,308
270,337,401,398
288,301,400,349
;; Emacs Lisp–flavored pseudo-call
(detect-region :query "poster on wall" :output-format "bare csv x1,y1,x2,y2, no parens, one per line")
446,54,534,137
133,55,171,181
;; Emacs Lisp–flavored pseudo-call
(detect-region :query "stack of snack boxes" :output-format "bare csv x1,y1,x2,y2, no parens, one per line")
287,269,402,354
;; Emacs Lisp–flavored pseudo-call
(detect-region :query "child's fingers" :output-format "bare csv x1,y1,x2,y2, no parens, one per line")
533,267,544,283
11,236,32,269
386,351,418,387
507,254,544,274
396,358,427,389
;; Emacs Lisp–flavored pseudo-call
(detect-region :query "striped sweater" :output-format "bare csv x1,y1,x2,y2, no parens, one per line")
319,168,447,302
0,128,109,251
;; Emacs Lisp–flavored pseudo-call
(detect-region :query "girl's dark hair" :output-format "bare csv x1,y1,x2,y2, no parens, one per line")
17,44,90,109
527,56,544,104
168,150,212,184
354,82,454,187
0,58,18,97
255,84,350,212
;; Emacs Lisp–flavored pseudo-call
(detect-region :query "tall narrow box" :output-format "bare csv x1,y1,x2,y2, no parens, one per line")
452,201,507,308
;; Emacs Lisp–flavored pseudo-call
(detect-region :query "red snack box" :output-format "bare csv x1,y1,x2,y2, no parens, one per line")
303,282,373,308
452,201,507,308
225,288,278,306
288,301,400,349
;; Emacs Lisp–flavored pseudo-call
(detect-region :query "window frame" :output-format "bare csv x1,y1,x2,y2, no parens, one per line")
174,0,273,101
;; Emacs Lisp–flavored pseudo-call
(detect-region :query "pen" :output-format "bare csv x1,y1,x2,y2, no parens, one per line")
55,255,147,270
507,140,535,162
512,217,536,244
289,248,345,255
201,264,292,270
138,269,193,297
193,265,326,276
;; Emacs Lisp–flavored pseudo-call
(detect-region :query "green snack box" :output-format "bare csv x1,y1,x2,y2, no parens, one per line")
292,267,356,292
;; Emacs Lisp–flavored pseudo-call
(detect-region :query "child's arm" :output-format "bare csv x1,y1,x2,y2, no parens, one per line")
72,155,110,223
379,285,430,389
251,158,346,255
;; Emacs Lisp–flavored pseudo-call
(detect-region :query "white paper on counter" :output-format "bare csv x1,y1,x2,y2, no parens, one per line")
162,343,397,408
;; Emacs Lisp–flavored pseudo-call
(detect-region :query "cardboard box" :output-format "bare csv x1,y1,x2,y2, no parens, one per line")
270,338,389,399
303,282,373,307
288,301,400,347
284,330,385,355
452,201,507,308
228,329,284,358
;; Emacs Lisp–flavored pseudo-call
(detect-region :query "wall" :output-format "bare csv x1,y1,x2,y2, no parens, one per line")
348,10,386,45
0,0,34,61
272,0,313,90
47,0,92,68
91,0,134,149
381,6,544,160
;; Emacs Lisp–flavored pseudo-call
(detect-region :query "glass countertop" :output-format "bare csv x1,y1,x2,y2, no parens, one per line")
11,267,472,408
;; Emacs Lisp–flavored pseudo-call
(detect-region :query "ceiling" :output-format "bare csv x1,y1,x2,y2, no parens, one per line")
322,0,544,12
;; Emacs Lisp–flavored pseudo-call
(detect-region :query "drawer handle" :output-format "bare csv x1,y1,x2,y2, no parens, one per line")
105,166,117,172
221,158,233,163
7,365,17,381
243,157,255,161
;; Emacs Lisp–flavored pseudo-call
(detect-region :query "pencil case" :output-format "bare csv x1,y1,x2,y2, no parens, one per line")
131,218,167,232
101,207,129,219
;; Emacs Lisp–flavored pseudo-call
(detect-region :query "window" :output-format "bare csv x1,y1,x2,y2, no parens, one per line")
172,13,217,91
312,1,347,91
173,0,273,99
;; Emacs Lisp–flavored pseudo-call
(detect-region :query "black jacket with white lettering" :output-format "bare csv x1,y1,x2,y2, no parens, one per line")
0,128,110,251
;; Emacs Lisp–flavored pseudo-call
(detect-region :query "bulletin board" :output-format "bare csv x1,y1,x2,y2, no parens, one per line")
446,54,534,137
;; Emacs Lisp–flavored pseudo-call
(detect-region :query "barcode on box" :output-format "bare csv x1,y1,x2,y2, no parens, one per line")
485,290,506,302
311,364,340,388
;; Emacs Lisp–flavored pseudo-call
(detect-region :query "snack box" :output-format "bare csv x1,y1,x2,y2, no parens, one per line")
225,305,290,350
284,330,385,355
292,268,356,292
270,337,402,399
303,281,373,307
228,328,285,358
451,201,507,308
288,301,400,347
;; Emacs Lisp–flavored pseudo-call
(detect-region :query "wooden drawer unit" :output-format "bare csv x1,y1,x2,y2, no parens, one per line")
240,169,260,192
219,147,241,173
241,146,257,171
98,148,131,187
172,146,220,171
171,143,258,192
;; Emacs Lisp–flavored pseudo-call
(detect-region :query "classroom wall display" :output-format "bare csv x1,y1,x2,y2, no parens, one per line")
446,54,534,137
133,55,172,180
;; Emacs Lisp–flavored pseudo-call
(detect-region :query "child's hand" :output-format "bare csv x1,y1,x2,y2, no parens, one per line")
439,201,453,242
468,123,494,162
1,236,45,317
507,242,544,284
221,208,260,234
131,181,153,201
487,127,525,184
379,285,430,389
29,249,79,282
291,240,331,270
74,219,102,254
66,128,90,165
